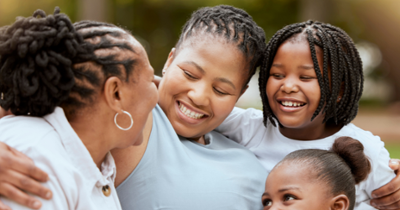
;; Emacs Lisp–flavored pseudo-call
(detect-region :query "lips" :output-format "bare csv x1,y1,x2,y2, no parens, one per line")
279,100,306,107
175,101,209,124
178,102,205,119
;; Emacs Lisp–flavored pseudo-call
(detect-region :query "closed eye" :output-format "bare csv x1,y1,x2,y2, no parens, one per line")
213,87,229,95
183,70,197,79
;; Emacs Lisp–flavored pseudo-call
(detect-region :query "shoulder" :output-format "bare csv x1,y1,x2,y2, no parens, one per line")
339,124,384,154
0,115,56,149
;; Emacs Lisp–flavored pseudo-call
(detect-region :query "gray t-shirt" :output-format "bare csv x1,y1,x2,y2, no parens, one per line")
117,105,267,210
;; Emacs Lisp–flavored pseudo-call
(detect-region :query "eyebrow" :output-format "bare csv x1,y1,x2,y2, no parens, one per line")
215,77,236,90
183,61,236,90
272,63,314,70
182,61,205,74
278,187,301,193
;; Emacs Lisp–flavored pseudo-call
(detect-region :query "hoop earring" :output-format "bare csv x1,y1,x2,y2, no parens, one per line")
114,110,134,131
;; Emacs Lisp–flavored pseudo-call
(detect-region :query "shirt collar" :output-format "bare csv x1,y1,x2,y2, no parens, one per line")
43,107,117,187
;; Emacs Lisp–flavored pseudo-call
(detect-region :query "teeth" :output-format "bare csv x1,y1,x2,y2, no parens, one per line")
179,103,205,119
281,101,305,107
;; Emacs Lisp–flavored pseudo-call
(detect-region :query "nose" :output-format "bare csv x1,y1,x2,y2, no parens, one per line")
280,76,299,93
187,82,210,107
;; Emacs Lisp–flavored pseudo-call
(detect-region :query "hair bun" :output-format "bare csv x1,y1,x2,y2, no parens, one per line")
331,137,371,184
0,7,82,116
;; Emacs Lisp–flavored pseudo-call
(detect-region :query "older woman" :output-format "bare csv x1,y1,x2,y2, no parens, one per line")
1,5,400,210
0,8,157,209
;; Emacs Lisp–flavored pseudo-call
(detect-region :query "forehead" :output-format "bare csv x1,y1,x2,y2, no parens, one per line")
176,36,248,84
269,162,315,184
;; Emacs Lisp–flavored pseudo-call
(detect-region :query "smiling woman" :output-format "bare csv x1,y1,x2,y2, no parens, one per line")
159,36,249,144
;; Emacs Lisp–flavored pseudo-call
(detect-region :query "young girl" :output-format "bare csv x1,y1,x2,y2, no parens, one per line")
216,21,395,209
262,137,371,210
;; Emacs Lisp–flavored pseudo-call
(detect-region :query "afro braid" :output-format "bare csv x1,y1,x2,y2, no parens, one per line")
0,8,140,118
259,20,363,127
0,7,83,116
175,5,266,87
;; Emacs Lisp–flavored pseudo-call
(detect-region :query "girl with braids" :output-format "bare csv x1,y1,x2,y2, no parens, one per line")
262,137,371,210
1,7,400,210
0,7,158,209
216,20,397,209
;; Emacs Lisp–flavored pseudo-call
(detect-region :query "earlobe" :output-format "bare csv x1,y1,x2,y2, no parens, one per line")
162,48,176,75
330,194,349,210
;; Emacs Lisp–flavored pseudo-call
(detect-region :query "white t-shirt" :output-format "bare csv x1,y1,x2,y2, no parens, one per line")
216,107,395,210
0,107,122,210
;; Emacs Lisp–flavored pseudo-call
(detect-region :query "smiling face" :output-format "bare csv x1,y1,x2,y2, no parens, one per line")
266,40,327,138
262,162,333,210
158,37,248,143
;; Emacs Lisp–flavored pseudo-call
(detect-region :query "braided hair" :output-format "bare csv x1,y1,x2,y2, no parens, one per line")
259,20,363,127
0,7,139,118
175,5,266,87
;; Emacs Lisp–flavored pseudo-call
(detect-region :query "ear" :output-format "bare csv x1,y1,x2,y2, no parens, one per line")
103,76,124,114
330,194,349,210
162,48,176,76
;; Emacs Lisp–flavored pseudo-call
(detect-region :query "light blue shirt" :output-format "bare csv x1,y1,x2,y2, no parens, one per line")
117,105,267,210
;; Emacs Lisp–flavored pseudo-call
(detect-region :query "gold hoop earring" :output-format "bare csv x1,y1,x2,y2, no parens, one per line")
114,110,134,131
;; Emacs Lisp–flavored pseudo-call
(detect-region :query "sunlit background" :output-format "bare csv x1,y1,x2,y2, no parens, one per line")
1,0,399,156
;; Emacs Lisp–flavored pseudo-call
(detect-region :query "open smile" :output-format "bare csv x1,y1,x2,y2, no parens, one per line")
277,99,307,112
175,101,209,123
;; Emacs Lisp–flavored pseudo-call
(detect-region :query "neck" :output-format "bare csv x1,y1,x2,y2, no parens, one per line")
188,135,207,145
69,113,113,169
279,122,342,140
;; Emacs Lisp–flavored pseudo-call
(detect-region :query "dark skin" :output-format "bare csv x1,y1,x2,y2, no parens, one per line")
1,89,400,210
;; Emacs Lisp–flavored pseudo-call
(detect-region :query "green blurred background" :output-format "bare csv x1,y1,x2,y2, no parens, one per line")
1,0,399,157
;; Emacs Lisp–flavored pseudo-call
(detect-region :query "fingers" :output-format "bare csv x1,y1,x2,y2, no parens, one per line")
389,159,400,172
0,200,11,210
1,145,48,182
0,170,52,200
0,182,42,209
372,175,400,208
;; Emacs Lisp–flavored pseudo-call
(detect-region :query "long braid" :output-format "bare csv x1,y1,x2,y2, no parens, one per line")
175,5,266,87
259,20,363,127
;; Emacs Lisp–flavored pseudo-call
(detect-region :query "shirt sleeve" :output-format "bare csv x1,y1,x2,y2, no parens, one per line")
354,134,395,210
215,107,265,147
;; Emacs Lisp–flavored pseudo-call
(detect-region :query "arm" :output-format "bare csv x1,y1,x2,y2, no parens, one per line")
370,159,400,209
215,107,265,146
355,138,396,210
0,142,52,209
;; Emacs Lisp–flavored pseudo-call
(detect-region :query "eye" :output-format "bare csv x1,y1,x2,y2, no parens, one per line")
262,199,272,207
183,70,197,79
283,194,296,202
300,76,315,80
213,87,229,95
270,73,284,79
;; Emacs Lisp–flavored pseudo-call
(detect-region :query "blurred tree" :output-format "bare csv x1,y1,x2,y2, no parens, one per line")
78,0,109,21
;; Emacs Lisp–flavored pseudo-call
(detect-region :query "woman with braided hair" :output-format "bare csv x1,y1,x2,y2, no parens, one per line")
0,5,268,210
0,7,158,209
2,7,400,210
216,20,398,209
